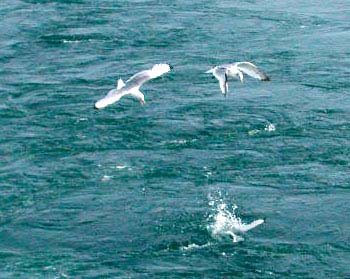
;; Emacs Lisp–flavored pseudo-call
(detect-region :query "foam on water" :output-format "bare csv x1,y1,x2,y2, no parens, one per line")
160,139,198,146
180,242,212,251
115,165,128,170
62,39,81,44
248,123,276,135
264,123,276,132
101,175,112,181
207,193,264,243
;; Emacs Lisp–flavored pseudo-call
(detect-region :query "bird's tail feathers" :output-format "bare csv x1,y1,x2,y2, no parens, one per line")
116,78,125,90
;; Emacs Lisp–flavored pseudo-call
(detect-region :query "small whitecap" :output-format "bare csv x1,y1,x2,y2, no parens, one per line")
248,129,260,136
264,123,276,132
44,266,56,271
172,139,187,144
180,243,211,251
102,175,112,181
62,39,81,44
162,139,197,146
76,134,86,139
180,243,200,251
115,165,127,169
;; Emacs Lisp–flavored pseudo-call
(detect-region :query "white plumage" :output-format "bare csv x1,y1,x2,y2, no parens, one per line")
95,63,171,109
206,62,270,95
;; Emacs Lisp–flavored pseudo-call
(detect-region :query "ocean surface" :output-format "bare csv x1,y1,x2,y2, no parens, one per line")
1,0,350,278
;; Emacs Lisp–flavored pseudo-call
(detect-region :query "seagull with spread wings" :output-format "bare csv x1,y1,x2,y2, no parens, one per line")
206,62,270,95
95,63,172,109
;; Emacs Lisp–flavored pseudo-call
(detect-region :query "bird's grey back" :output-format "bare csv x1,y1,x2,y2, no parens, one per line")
124,70,151,90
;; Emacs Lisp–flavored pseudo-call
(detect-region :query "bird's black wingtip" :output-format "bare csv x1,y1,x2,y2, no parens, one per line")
169,64,174,70
262,76,271,81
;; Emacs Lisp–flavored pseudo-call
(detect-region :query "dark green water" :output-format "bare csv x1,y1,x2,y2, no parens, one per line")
1,0,350,278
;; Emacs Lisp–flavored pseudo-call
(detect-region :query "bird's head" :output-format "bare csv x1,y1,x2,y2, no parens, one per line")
205,66,216,74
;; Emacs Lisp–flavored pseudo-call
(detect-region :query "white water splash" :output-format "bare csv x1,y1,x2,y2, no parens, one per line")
248,123,276,135
43,266,69,278
207,193,264,243
264,123,276,132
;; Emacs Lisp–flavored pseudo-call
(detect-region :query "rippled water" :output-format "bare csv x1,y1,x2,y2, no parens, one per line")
1,0,350,278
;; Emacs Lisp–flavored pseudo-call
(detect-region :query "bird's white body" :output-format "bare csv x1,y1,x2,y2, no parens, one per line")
95,64,171,109
206,62,270,95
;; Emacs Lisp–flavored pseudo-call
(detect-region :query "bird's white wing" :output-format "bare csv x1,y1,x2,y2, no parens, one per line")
94,64,170,109
234,219,264,233
95,88,128,109
125,64,171,89
103,79,125,99
235,62,270,81
212,67,228,95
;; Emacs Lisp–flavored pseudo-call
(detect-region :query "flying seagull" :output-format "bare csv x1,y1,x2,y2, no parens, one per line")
206,62,270,95
95,63,172,109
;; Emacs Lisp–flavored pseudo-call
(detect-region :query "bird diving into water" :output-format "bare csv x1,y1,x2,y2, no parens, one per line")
95,63,172,109
206,62,270,95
